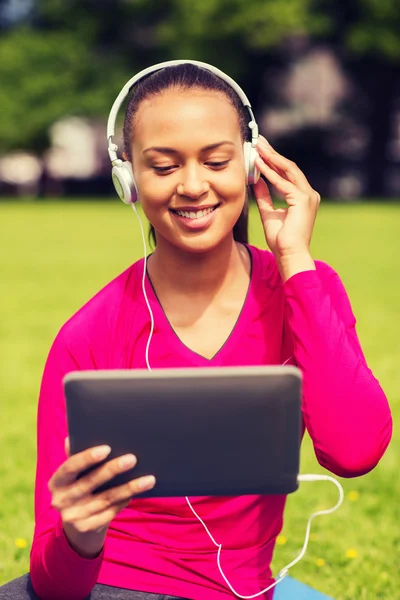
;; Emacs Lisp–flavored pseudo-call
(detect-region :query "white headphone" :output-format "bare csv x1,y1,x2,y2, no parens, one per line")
106,59,260,204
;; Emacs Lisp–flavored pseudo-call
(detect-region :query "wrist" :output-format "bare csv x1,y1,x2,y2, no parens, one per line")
276,250,316,283
63,522,106,559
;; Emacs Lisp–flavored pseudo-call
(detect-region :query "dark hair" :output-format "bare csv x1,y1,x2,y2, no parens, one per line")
123,63,250,246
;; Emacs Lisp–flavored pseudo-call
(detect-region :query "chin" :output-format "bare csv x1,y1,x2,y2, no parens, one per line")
156,227,235,255
151,204,244,254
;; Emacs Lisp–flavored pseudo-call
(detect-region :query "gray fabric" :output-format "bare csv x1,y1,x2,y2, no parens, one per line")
0,574,188,600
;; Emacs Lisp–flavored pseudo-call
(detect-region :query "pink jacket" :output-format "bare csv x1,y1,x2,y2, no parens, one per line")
30,245,392,600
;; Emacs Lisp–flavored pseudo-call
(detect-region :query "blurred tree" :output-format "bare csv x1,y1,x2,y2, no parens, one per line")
0,0,327,152
148,0,400,195
0,0,399,196
319,0,400,195
0,0,172,151
0,28,130,151
129,0,332,117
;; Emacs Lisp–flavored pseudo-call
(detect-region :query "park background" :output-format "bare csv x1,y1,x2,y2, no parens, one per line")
0,1,399,598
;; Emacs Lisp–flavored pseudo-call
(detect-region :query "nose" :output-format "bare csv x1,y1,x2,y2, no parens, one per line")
177,164,210,199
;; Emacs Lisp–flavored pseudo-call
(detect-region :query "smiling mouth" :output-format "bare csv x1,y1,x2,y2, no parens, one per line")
170,205,220,220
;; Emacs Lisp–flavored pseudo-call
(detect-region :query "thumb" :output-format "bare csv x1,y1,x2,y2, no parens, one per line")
64,437,71,458
253,177,274,220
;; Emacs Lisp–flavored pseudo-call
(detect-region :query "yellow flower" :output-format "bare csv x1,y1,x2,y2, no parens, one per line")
347,490,360,502
316,558,325,567
276,535,287,546
15,538,27,549
346,548,358,559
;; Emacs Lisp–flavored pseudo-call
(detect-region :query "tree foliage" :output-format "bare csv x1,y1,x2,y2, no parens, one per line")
0,0,332,152
0,0,399,156
0,27,130,151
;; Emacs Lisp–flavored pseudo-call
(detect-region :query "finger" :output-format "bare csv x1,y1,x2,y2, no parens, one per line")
256,143,286,179
257,138,310,192
253,177,274,219
258,139,321,205
65,437,70,458
54,453,137,506
85,474,156,519
63,501,132,535
255,155,297,199
49,445,112,490
62,474,156,524
93,498,131,532
253,176,274,206
258,134,271,146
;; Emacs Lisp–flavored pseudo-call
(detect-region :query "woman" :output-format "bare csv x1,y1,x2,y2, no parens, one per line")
2,63,392,600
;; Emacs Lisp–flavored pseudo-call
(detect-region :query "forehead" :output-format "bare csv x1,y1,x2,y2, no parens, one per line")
133,88,241,146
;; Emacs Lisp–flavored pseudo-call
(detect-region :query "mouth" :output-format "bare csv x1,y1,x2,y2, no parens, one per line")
169,204,220,220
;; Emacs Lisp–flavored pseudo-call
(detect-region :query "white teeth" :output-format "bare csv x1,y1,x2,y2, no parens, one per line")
176,206,216,219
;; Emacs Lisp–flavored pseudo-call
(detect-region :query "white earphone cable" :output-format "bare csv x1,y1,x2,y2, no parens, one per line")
185,475,343,599
131,203,154,371
283,474,344,573
131,204,344,598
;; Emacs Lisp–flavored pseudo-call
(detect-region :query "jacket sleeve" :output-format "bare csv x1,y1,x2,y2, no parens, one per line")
283,264,392,478
30,330,104,600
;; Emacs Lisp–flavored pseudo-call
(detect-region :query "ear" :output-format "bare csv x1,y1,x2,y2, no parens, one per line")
122,151,129,162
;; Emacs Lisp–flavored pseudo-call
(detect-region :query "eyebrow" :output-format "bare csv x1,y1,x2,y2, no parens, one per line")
143,141,235,154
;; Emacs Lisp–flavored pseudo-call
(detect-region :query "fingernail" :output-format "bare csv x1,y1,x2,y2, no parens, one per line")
258,136,271,147
119,454,137,468
92,445,111,459
138,475,156,490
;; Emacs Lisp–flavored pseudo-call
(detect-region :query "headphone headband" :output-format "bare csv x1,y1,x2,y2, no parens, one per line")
107,59,258,164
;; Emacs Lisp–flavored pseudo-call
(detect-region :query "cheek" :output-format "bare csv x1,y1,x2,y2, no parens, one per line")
214,163,247,203
136,173,176,213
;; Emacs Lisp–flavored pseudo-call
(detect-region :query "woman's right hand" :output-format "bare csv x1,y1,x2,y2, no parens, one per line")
48,438,156,558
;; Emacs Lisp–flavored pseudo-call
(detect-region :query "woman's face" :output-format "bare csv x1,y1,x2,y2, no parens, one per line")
129,88,247,253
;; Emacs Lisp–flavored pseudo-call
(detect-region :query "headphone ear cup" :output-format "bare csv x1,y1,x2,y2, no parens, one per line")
111,161,138,204
243,142,260,186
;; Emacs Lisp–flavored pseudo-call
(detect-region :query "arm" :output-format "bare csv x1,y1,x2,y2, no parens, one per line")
30,320,156,600
253,136,392,477
283,265,392,477
30,332,105,600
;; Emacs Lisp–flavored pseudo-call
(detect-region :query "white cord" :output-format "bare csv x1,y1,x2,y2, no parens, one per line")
185,475,344,599
130,205,344,598
284,474,344,572
131,203,154,371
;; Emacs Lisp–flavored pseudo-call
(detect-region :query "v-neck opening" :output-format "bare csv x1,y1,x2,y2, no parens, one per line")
141,244,259,365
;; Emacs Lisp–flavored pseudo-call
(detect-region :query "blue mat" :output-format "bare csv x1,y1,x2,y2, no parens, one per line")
273,576,333,599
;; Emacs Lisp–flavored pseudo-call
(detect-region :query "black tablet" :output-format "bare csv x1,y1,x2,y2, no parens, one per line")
64,366,302,497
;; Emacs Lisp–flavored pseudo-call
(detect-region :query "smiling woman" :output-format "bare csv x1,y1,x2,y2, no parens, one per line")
1,61,391,600
122,64,251,248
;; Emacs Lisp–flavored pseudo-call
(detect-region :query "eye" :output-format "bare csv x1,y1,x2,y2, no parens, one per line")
152,165,178,174
205,160,230,170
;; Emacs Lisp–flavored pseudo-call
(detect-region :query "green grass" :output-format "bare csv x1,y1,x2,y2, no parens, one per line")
0,200,398,599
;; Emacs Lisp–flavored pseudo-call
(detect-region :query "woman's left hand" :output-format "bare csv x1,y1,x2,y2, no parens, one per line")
253,135,321,281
